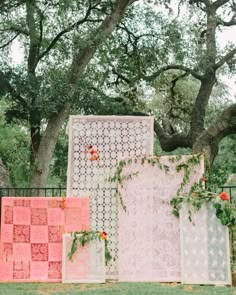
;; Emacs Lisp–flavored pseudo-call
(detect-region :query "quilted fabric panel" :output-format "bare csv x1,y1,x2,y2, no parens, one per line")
0,197,90,282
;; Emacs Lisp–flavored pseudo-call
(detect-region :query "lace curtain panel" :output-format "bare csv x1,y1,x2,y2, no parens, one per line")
118,155,204,282
62,234,105,283
66,115,154,278
0,197,90,282
180,202,231,285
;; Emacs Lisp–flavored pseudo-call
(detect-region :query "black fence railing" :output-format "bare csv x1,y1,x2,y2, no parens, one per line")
0,187,66,198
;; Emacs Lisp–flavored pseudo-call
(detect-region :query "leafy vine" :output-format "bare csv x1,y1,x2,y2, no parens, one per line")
109,153,203,211
68,230,112,266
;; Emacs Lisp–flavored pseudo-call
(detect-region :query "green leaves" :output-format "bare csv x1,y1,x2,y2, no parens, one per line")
68,230,112,266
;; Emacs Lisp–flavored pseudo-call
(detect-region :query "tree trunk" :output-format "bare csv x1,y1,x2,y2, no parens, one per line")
29,0,133,188
29,104,70,188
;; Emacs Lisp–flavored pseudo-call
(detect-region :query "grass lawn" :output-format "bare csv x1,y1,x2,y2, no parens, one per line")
0,282,235,295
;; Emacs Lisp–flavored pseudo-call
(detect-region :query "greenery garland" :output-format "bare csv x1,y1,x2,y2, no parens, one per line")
171,182,236,227
109,153,203,211
109,153,236,227
68,230,112,266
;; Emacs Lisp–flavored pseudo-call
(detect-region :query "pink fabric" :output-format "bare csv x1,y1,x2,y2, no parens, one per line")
0,197,90,282
62,234,105,283
118,155,204,282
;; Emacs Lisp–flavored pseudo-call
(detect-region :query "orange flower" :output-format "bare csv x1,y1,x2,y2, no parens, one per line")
201,177,207,181
100,231,107,240
219,191,230,201
60,197,66,209
90,154,100,161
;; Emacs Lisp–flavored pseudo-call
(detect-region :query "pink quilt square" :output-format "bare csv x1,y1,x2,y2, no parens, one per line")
48,243,62,261
66,197,89,208
47,208,64,225
31,226,48,243
1,224,13,243
30,198,48,208
2,198,13,206
13,225,30,243
48,226,63,243
48,198,62,208
13,261,30,280
2,243,13,262
4,206,13,224
65,208,81,225
31,243,48,261
48,261,62,280
31,208,47,225
31,262,48,281
0,262,13,281
13,199,31,207
13,207,31,225
13,244,31,261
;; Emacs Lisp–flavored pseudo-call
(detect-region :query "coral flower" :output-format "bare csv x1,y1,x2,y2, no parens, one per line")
100,231,107,240
201,177,207,181
90,148,97,155
219,191,230,201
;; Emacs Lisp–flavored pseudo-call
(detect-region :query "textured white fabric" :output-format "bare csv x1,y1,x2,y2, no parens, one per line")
62,234,105,283
180,202,232,285
66,115,154,278
118,155,204,282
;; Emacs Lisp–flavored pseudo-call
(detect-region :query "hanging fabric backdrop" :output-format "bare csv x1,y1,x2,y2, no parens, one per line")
67,115,154,278
118,155,204,282
0,197,90,282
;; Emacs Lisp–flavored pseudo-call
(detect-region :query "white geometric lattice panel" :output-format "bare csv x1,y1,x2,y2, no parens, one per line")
180,202,231,285
67,115,154,278
118,155,204,282
62,234,105,283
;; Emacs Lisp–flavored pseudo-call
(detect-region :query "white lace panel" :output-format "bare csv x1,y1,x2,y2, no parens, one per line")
66,116,154,278
180,202,231,285
118,155,204,282
62,234,105,283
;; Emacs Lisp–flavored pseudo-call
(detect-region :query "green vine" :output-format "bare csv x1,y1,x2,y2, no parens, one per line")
68,230,112,266
171,185,236,227
109,154,203,211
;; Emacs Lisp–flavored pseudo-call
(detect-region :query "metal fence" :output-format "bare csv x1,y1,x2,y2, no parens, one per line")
0,187,66,198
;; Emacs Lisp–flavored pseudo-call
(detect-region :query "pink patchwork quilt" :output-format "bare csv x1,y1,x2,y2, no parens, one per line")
0,197,90,282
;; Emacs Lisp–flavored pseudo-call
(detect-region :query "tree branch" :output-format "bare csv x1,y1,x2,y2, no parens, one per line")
0,32,20,49
215,47,236,69
142,64,203,82
193,103,236,163
112,68,131,84
218,13,236,27
0,70,28,108
68,0,134,86
213,0,230,9
37,2,99,61
132,111,192,151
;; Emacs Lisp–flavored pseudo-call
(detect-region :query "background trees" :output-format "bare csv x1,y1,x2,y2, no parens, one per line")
0,0,235,187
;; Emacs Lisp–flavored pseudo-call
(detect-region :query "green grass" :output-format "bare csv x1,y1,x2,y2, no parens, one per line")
0,282,235,295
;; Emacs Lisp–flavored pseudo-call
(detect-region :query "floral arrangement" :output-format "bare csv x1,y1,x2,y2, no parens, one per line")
83,145,100,161
171,179,235,227
68,230,112,265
